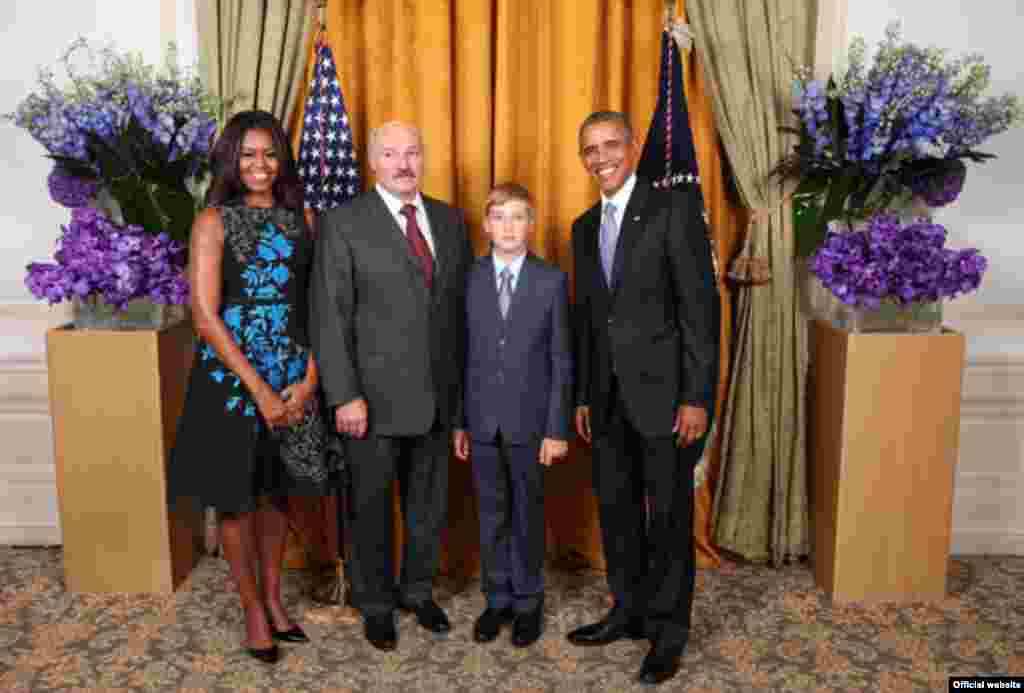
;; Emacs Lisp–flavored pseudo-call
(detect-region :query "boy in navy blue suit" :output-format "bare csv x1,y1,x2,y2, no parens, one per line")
453,183,573,647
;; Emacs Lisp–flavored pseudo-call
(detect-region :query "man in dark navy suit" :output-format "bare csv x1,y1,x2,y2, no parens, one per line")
567,111,720,685
453,183,573,648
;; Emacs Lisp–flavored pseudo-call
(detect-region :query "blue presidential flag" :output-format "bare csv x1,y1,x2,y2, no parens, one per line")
638,28,718,489
298,39,361,212
637,29,702,194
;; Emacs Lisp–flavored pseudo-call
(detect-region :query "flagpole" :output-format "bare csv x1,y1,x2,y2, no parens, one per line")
315,0,327,44
298,1,362,604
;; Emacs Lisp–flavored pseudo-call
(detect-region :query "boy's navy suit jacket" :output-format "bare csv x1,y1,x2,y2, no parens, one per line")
462,253,573,445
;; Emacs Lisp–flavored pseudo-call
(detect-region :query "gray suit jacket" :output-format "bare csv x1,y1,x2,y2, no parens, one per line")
463,254,573,445
310,188,474,436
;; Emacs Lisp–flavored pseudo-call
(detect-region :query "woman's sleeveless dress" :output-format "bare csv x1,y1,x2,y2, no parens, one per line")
169,205,334,513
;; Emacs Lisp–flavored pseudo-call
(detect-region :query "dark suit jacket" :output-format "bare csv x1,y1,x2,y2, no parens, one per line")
310,188,474,436
572,180,720,438
462,254,573,446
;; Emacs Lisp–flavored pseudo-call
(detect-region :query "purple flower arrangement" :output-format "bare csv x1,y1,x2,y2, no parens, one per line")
25,207,188,309
6,38,218,244
809,213,987,309
779,22,1022,256
7,39,217,315
46,166,98,208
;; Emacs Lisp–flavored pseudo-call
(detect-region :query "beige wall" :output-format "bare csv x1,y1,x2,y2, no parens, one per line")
0,0,190,544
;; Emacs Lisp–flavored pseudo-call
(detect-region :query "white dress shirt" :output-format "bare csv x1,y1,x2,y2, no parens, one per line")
492,252,527,294
600,172,638,230
375,183,436,256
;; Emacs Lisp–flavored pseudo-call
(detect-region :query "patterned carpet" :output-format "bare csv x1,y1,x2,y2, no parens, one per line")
0,547,1021,692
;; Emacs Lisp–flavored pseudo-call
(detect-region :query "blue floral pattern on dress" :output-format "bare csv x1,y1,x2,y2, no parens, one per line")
198,223,308,418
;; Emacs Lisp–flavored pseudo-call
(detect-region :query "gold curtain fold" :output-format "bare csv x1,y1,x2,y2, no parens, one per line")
286,0,745,579
687,0,816,565
196,0,314,124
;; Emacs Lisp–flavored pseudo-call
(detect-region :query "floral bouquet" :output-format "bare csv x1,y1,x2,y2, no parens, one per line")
778,22,1022,257
25,207,189,310
809,213,987,310
9,39,219,316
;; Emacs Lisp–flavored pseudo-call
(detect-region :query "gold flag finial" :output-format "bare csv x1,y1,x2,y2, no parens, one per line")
316,0,327,31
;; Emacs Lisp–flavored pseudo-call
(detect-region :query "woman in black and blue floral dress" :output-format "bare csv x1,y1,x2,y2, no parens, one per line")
170,110,333,664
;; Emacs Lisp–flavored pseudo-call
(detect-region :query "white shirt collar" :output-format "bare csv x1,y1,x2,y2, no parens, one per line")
376,183,425,219
601,172,637,215
493,252,527,283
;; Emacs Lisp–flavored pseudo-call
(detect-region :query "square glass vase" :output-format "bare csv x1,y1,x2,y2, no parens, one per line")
833,300,943,334
72,296,186,331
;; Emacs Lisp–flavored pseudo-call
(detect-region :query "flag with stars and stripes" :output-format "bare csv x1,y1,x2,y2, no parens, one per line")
298,38,361,212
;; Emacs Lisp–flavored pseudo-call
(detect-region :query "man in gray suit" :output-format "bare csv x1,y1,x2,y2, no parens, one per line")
310,121,473,651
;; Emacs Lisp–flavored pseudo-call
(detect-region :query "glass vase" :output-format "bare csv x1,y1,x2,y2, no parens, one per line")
833,300,943,334
797,261,843,325
72,296,186,331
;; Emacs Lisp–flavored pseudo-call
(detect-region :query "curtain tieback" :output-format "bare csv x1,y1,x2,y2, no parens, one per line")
727,192,797,286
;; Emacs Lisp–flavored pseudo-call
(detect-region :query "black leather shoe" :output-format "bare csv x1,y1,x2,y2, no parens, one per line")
473,607,512,643
637,649,681,685
402,599,451,634
363,613,398,651
246,644,280,663
271,623,309,643
567,611,645,646
511,606,543,648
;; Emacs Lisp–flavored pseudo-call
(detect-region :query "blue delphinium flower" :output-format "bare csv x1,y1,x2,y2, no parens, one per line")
6,38,218,245
778,22,1021,256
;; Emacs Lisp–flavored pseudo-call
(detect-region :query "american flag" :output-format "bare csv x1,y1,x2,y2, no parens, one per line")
298,39,361,212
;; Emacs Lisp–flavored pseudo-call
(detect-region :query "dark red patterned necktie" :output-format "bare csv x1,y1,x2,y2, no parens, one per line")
400,204,434,289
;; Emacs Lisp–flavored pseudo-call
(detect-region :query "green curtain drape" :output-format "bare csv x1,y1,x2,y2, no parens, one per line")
687,0,818,565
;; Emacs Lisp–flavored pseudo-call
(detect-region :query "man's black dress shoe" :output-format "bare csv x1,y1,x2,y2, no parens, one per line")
363,613,398,651
510,606,543,648
271,623,309,643
567,611,645,646
401,599,451,634
473,607,512,643
246,644,280,663
637,648,681,685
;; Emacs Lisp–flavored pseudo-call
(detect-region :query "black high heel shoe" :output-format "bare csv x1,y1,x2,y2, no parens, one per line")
246,644,280,663
271,623,309,643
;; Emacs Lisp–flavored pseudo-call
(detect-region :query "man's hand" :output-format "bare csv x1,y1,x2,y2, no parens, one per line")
575,406,592,445
539,438,568,466
453,429,471,461
335,397,368,438
673,404,708,447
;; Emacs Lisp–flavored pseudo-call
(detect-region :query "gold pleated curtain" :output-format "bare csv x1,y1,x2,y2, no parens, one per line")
196,0,314,123
688,0,816,566
292,0,746,579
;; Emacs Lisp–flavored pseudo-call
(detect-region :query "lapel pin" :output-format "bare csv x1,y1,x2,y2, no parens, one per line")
633,215,640,222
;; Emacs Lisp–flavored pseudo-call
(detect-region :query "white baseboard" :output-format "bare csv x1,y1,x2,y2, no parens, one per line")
0,303,65,546
949,308,1024,555
951,529,1024,556
0,522,62,546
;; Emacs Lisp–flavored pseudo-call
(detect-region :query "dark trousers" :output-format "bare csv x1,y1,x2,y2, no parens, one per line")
343,426,449,616
591,380,701,652
471,432,545,613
